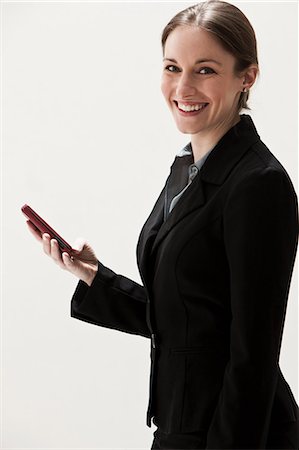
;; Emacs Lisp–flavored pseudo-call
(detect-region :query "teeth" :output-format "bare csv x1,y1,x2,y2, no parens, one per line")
178,102,207,112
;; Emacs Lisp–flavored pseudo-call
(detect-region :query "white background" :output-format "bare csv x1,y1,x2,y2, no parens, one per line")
1,1,298,448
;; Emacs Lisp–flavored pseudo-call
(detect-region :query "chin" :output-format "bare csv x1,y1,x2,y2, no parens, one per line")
177,128,192,134
176,125,204,135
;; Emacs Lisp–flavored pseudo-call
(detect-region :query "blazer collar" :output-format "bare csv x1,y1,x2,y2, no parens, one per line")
137,114,261,271
199,114,260,185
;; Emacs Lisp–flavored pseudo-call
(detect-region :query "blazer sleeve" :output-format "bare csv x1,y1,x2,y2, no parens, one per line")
71,260,151,338
206,167,299,449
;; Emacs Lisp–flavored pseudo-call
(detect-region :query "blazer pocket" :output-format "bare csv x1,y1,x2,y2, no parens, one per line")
170,347,229,433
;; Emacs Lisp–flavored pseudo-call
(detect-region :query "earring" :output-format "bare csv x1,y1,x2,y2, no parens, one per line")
243,87,248,93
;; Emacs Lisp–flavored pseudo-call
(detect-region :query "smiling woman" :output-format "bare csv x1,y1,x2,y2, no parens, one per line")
161,25,256,161
160,1,259,163
23,1,299,449
161,0,259,110
70,2,298,447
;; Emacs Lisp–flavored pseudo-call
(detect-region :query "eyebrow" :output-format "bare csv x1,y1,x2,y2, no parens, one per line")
163,57,222,66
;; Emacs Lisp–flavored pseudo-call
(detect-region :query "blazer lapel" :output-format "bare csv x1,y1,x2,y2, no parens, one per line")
164,153,194,219
136,182,166,284
137,153,195,282
200,114,260,186
137,114,260,280
150,173,206,257
137,152,203,279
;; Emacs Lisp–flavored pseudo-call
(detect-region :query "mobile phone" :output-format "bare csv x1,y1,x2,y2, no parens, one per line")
21,204,73,254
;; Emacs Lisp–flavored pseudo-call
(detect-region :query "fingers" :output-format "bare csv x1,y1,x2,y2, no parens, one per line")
42,233,51,255
50,238,63,265
62,252,75,269
42,234,66,269
26,221,79,274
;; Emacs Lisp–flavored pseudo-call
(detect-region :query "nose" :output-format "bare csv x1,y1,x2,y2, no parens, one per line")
175,72,197,99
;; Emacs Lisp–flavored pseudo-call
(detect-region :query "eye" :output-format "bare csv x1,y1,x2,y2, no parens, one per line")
197,67,216,75
164,65,181,73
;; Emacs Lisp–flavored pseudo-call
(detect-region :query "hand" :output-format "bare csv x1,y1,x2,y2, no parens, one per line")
26,220,98,286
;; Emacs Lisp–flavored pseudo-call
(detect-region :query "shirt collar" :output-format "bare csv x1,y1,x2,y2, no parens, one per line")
174,115,260,185
176,142,214,172
200,114,260,185
193,148,214,171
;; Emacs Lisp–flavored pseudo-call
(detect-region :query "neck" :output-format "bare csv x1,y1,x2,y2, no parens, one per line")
191,114,240,163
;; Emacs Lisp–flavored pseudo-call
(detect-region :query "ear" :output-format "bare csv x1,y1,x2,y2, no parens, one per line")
241,64,259,92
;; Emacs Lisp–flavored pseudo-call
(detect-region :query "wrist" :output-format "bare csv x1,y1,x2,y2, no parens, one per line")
83,264,98,287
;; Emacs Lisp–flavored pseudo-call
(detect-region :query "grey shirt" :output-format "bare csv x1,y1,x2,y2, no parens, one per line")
166,143,213,216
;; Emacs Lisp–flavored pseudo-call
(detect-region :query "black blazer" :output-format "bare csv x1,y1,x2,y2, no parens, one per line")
71,115,299,449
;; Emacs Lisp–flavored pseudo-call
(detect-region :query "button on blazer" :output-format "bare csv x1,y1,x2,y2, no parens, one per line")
71,114,299,449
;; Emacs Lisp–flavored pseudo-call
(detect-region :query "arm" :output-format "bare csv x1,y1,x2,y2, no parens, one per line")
206,167,299,449
26,221,150,338
71,260,151,338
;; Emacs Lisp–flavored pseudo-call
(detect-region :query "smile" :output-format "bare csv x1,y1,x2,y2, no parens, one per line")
175,101,209,114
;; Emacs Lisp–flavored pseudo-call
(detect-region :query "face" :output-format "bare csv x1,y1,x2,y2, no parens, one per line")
161,26,248,138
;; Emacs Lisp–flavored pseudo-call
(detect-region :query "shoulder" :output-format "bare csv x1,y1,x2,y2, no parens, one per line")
228,139,297,202
222,145,298,225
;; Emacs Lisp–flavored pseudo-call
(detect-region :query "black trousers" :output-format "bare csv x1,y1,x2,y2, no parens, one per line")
151,428,206,450
151,419,299,449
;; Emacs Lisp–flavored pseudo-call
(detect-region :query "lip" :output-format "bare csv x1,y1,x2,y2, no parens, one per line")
175,100,207,105
174,100,209,116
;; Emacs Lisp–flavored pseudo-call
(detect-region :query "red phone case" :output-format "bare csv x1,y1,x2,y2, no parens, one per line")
21,204,73,253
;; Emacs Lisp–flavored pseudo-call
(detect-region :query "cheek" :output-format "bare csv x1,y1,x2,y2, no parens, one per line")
205,77,239,98
209,84,238,105
161,76,172,101
198,79,223,102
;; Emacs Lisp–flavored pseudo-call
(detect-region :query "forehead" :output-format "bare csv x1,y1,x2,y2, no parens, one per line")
164,25,235,65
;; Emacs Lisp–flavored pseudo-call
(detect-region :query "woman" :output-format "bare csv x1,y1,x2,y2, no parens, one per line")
27,1,299,449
